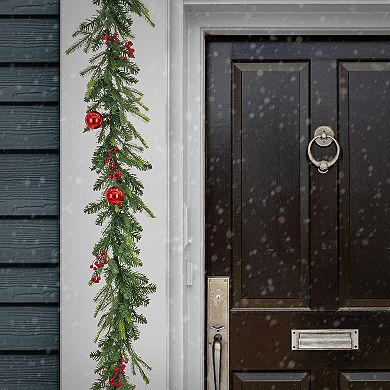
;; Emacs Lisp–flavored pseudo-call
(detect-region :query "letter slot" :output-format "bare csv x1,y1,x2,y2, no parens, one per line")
291,329,359,351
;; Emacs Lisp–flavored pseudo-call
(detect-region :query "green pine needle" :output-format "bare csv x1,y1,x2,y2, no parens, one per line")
67,1,156,389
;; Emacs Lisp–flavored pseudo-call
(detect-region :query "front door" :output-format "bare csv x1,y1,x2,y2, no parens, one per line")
206,37,390,390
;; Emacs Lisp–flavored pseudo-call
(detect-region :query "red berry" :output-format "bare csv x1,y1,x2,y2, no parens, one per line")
102,250,107,255
121,56,126,60
114,146,119,151
90,265,93,269
116,383,122,388
109,174,113,179
108,149,112,153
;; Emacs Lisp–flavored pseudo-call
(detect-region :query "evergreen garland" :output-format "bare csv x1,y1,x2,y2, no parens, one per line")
66,1,156,389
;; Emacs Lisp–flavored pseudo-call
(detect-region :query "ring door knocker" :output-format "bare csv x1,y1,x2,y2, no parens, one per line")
307,126,341,174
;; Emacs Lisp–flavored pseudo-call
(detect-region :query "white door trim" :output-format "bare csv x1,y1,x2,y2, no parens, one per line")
168,2,390,389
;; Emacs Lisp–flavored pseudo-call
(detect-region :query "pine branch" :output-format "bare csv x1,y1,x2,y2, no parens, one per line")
67,1,155,389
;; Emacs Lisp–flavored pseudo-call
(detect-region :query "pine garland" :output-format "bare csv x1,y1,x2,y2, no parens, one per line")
66,1,156,389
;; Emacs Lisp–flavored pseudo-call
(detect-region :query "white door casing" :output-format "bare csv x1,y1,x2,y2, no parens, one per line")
167,2,390,389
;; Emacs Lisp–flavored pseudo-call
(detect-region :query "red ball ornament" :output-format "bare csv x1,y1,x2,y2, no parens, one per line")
85,111,103,129
105,186,124,205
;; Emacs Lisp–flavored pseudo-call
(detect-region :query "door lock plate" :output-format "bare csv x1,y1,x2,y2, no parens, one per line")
207,277,229,390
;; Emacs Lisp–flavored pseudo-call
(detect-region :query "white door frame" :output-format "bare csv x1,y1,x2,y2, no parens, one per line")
168,2,390,389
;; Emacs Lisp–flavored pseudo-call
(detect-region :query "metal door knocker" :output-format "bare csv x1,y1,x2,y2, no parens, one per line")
307,126,341,174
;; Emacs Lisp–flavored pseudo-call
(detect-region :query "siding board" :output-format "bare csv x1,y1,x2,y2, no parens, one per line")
0,0,59,15
0,306,59,350
0,19,59,62
0,267,59,303
0,105,59,149
0,355,59,390
0,0,60,386
0,154,59,215
0,219,59,264
0,66,59,102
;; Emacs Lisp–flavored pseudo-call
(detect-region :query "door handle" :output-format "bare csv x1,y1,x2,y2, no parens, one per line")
207,277,229,390
212,333,222,390
307,126,341,173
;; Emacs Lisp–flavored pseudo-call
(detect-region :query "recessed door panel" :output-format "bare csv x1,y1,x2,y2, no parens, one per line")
340,372,390,389
233,372,310,390
232,62,310,308
339,62,390,307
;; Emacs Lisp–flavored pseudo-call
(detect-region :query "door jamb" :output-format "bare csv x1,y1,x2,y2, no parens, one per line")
168,3,390,389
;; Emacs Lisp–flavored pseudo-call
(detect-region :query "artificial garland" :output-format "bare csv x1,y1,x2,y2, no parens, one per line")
66,1,155,389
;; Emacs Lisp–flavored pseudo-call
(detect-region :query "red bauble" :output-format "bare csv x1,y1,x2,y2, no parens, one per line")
85,111,103,129
105,186,124,205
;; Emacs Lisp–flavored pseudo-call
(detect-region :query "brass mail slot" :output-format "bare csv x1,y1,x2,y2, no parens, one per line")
291,329,359,351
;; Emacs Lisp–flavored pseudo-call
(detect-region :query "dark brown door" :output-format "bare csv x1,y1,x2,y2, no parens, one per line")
206,37,390,390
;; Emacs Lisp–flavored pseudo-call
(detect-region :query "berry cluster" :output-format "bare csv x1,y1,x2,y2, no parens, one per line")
102,32,119,45
105,146,122,181
101,33,135,61
120,41,135,61
89,250,108,284
108,357,126,388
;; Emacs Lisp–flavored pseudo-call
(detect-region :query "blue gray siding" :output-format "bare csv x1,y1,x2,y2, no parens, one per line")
0,0,60,388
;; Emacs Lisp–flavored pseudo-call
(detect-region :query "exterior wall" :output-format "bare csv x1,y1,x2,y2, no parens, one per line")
0,1,60,388
61,1,168,389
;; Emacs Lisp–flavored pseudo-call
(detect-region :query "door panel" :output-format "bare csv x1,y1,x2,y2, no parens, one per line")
232,62,310,308
339,62,390,307
206,37,390,390
233,372,310,390
340,372,390,389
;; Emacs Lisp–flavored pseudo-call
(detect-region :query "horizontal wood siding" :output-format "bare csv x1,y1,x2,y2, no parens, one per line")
0,267,59,303
0,66,59,102
0,19,59,62
0,154,59,215
0,106,60,150
0,0,59,15
0,307,59,350
0,355,59,390
0,0,59,387
0,219,59,264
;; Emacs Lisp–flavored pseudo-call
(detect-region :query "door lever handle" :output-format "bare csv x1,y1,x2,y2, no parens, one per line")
212,333,222,390
207,277,229,390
